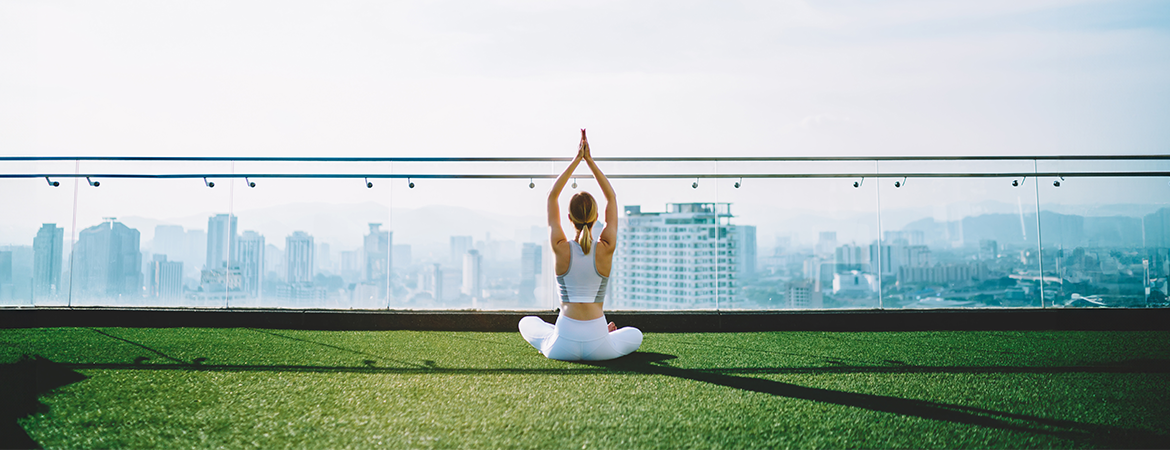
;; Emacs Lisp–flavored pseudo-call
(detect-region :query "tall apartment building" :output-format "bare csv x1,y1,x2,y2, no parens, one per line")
286,231,314,284
33,223,64,299
148,255,183,300
206,214,238,271
74,220,142,299
237,231,265,297
612,203,741,309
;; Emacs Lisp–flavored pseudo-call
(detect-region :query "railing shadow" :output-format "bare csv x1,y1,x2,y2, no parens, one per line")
582,352,1170,449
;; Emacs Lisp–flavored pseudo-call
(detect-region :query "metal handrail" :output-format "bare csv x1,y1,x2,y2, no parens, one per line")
2,155,1168,180
2,154,1169,162
2,172,1168,180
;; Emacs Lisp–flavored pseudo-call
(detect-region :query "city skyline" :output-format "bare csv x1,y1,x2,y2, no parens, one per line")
1,200,1167,309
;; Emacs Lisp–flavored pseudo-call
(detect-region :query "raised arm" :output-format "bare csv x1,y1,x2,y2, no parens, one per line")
548,137,584,246
581,130,618,248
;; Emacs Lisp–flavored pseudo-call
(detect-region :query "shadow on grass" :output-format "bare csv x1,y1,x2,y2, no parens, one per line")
583,352,1170,449
0,356,88,450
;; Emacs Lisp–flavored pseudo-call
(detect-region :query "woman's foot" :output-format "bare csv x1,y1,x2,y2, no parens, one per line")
608,322,617,332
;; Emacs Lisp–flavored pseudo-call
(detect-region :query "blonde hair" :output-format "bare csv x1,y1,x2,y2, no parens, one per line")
568,192,598,255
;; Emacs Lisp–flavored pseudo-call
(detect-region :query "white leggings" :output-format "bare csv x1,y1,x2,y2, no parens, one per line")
519,314,643,361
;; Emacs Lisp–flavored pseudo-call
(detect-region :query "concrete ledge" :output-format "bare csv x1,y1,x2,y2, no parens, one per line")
1,307,1167,332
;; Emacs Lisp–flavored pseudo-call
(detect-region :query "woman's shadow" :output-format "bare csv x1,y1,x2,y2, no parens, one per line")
580,352,1168,448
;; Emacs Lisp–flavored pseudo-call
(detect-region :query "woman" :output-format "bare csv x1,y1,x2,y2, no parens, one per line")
518,129,643,361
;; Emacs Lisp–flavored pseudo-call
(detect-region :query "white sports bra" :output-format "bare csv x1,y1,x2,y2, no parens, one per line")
556,240,609,303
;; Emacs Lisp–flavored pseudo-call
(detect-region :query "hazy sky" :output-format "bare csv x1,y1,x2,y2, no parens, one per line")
2,1,1168,249
2,0,1168,158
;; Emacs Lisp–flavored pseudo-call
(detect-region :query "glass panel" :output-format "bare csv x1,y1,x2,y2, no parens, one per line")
703,160,881,310
1035,173,1170,308
0,160,77,306
388,173,551,311
876,161,1042,309
69,160,233,307
227,161,395,309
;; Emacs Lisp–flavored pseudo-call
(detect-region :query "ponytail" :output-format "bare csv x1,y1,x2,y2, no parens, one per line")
568,191,598,255
575,223,594,255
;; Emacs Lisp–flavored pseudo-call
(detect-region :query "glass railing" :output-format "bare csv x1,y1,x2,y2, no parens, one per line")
1,155,1167,310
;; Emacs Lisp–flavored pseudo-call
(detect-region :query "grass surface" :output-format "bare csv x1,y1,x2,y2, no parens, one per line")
1,328,1168,449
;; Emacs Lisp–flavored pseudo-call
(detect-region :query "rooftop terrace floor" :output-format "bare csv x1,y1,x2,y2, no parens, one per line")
2,328,1168,449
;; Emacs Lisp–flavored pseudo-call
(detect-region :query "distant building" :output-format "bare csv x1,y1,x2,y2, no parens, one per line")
206,214,237,271
153,225,186,262
364,223,391,292
286,231,314,284
74,220,142,299
519,243,542,305
786,279,823,309
613,203,741,309
898,263,987,285
149,255,183,300
32,224,63,299
869,243,931,276
737,225,757,278
462,249,483,300
237,231,265,297
834,243,869,272
1143,207,1170,247
450,236,473,267
424,263,444,302
979,239,999,260
833,270,878,295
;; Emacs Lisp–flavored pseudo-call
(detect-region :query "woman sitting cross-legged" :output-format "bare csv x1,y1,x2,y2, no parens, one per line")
518,129,643,361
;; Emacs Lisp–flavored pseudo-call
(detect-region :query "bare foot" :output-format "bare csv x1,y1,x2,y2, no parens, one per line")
607,322,617,332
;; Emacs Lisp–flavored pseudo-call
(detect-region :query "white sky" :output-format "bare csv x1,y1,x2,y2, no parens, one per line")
2,0,1168,158
2,0,1168,249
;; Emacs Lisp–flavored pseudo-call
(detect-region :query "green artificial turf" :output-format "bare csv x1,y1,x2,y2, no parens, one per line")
1,328,1168,449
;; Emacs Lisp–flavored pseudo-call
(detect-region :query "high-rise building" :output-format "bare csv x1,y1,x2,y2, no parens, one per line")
286,231,314,284
462,249,483,299
450,236,472,266
869,242,931,276
149,255,183,300
364,223,391,283
74,220,142,299
153,225,186,260
834,243,870,272
613,203,741,309
736,225,757,278
519,243,542,305
237,231,265,297
206,214,237,271
33,224,64,299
